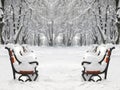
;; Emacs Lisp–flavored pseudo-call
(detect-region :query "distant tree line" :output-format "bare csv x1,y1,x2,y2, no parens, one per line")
0,0,119,46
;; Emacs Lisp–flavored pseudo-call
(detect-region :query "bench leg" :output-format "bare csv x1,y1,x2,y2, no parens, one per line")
82,71,87,81
18,74,32,82
33,71,38,81
82,71,92,81
88,74,102,82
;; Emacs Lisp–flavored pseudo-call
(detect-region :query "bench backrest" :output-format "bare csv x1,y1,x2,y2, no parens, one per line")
5,47,21,73
101,47,115,73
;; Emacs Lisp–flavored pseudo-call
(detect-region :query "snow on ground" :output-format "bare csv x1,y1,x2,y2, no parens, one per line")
0,45,120,90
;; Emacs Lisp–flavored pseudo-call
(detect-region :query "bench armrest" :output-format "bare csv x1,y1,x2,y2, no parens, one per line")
81,61,91,65
29,61,39,65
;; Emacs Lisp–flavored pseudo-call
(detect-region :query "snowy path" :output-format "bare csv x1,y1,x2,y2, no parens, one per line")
0,45,120,90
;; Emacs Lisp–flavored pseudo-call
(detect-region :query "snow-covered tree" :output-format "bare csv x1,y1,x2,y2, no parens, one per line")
0,0,4,44
1,0,119,46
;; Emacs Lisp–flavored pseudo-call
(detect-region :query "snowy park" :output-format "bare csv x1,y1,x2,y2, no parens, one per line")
0,44,120,90
0,0,120,90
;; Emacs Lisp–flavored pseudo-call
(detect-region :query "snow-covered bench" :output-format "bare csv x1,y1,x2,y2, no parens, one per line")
81,45,115,82
5,45,39,82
